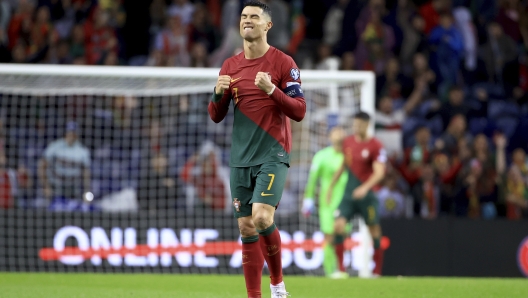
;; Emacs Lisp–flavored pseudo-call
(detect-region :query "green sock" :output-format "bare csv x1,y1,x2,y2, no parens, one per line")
334,234,345,245
323,243,337,276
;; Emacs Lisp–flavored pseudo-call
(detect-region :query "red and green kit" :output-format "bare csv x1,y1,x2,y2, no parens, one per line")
208,47,306,217
337,136,387,225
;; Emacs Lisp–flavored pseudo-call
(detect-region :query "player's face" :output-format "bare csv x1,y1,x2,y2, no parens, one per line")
240,6,272,41
352,118,369,138
329,127,346,146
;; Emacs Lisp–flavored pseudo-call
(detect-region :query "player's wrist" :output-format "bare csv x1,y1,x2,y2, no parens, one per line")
212,87,223,102
266,84,276,96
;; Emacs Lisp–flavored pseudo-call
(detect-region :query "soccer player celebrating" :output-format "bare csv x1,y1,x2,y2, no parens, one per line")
327,112,387,278
302,126,349,277
208,1,305,297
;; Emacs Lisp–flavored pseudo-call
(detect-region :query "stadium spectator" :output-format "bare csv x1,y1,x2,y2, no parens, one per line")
339,51,355,70
495,0,523,44
221,0,240,33
505,148,528,219
84,6,118,65
418,0,451,35
189,42,208,67
436,114,472,156
479,22,518,84
138,152,184,212
52,0,76,39
375,77,425,151
7,0,33,49
154,15,190,67
393,126,432,187
180,141,230,211
150,0,167,35
377,172,407,218
398,1,428,68
0,152,17,209
314,43,339,70
48,39,72,64
261,0,290,51
376,57,413,99
453,7,477,73
38,121,91,212
167,0,194,26
0,28,10,62
415,163,440,219
455,133,506,218
323,0,349,49
408,52,437,93
429,13,464,98
187,3,219,54
0,0,11,33
355,9,395,74
426,86,488,130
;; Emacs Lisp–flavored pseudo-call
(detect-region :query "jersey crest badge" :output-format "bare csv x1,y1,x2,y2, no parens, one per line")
361,149,369,158
290,68,300,80
233,198,241,212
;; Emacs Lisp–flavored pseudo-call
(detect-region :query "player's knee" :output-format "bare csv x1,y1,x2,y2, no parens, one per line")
238,223,257,238
252,214,273,231
334,218,346,235
368,224,382,238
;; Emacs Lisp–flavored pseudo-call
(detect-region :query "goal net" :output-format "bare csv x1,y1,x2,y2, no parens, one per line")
0,64,374,276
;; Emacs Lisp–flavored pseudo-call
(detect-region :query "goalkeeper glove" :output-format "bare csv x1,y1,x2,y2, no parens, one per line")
302,198,315,217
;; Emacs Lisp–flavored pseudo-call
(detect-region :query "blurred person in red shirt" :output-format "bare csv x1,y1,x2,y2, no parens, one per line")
0,152,31,209
154,15,190,67
7,0,34,49
394,126,433,187
180,142,229,211
418,0,451,35
0,152,16,209
84,6,118,65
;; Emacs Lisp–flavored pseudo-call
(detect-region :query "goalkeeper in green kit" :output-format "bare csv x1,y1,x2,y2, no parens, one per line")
302,126,349,277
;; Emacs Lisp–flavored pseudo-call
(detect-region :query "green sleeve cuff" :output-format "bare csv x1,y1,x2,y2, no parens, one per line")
212,88,223,103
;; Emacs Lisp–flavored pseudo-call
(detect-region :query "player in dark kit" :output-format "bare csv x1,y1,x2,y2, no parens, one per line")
208,1,305,297
327,112,387,278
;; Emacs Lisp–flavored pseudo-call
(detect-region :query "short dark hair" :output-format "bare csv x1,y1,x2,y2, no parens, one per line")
354,111,371,121
243,0,272,20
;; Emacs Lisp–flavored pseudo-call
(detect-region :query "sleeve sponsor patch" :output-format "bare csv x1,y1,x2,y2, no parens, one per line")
282,84,304,98
290,68,300,80
377,148,387,163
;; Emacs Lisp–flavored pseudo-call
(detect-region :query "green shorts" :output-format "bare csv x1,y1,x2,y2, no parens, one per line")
336,174,380,226
230,162,288,218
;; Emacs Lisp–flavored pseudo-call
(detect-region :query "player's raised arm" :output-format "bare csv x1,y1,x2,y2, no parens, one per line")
208,65,232,123
254,57,306,122
326,160,345,204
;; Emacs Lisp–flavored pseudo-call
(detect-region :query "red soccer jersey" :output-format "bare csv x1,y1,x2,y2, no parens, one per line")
208,47,306,167
342,135,386,185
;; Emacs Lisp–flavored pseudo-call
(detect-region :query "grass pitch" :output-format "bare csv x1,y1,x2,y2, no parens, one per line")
0,273,526,298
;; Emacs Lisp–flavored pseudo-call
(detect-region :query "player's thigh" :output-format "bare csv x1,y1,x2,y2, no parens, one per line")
319,209,336,235
250,162,288,208
334,178,358,222
359,192,380,226
230,167,255,218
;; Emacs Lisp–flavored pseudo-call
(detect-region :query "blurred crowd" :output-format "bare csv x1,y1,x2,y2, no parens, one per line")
0,0,527,219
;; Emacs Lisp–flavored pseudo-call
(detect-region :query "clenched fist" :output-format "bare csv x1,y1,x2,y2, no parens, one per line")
215,75,231,95
255,72,274,94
